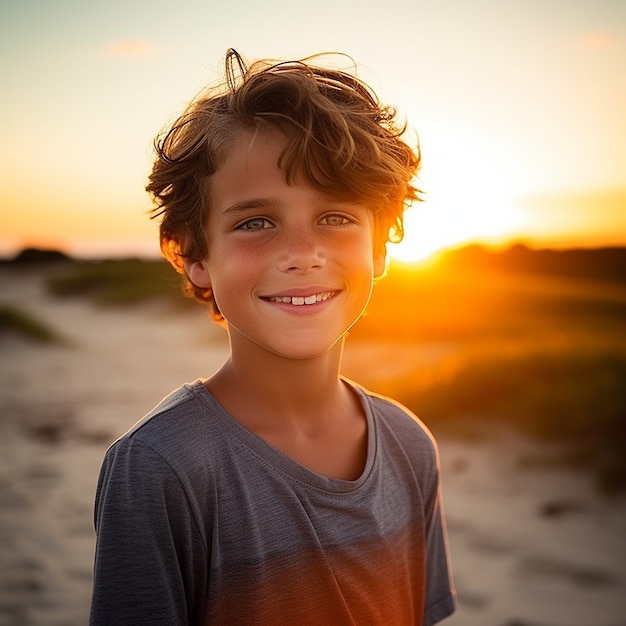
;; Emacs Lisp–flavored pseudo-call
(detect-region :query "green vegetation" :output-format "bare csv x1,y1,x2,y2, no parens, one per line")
46,259,188,306
355,260,626,344
349,252,626,493
40,252,626,492
394,348,626,493
0,305,60,342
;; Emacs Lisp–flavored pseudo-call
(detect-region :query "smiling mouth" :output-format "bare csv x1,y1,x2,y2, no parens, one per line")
264,291,336,306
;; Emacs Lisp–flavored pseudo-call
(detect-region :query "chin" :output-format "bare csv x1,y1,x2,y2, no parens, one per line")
267,336,345,361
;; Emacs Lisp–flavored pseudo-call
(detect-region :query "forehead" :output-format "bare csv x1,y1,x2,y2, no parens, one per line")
206,128,380,230
207,129,290,209
218,128,287,176
206,125,380,220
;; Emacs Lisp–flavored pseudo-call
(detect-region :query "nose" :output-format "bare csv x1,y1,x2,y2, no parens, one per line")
277,226,326,273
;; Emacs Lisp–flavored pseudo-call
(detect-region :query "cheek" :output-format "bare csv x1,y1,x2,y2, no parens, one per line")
214,234,270,263
343,235,377,272
208,245,263,301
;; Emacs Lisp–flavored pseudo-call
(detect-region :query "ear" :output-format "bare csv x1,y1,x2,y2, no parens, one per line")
373,247,388,279
372,218,389,279
183,259,212,289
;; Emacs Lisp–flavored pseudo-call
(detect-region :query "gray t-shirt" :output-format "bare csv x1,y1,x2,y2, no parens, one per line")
90,379,455,625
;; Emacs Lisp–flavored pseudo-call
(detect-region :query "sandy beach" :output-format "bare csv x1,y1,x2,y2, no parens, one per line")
1,266,625,625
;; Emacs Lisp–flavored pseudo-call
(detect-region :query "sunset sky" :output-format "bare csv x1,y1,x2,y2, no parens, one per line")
1,0,625,261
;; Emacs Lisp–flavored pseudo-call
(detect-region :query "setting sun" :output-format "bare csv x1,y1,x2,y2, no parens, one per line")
0,2,624,259
384,115,534,264
388,196,525,264
387,126,527,264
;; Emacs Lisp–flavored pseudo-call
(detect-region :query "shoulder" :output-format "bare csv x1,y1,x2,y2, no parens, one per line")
104,380,223,475
348,379,440,465
349,381,445,511
125,379,220,438
352,381,435,439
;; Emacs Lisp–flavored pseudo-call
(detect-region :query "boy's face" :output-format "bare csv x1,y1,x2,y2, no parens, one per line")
185,129,386,361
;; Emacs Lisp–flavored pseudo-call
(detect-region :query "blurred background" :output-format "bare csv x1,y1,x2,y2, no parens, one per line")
1,0,625,258
1,0,625,624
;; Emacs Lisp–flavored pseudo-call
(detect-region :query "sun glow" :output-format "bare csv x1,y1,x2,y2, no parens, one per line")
386,206,452,263
387,196,524,264
387,123,528,264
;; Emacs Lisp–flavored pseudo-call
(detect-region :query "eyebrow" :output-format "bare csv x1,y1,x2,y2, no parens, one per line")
219,193,363,216
219,197,281,215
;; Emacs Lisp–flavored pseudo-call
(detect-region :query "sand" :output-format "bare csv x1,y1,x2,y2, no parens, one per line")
1,267,625,625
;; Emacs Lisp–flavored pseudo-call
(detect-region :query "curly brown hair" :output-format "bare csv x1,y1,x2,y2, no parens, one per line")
146,49,421,320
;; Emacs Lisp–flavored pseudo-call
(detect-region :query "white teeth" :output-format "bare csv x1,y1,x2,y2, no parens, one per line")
267,292,333,305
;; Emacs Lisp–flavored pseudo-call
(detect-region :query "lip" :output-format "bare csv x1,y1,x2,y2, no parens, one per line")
261,286,339,299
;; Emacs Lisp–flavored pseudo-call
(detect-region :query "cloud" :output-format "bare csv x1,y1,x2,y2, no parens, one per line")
101,39,160,60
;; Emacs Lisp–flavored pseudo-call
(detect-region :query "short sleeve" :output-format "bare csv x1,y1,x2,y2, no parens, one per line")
423,441,456,624
90,438,208,625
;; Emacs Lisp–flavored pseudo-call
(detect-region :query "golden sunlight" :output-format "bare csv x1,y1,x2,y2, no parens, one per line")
387,205,455,263
388,192,526,264
394,200,523,263
388,124,528,263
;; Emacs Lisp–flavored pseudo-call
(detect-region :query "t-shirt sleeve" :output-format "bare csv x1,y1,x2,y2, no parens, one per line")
90,437,208,625
422,437,456,624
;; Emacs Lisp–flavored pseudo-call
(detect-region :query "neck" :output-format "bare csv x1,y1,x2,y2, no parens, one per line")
206,334,349,430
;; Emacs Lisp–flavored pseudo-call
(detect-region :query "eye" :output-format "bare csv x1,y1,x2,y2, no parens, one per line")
321,214,353,227
237,217,273,231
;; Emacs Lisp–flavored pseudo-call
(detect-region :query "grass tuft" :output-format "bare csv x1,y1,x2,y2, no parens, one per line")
395,348,626,494
0,306,61,343
46,259,189,306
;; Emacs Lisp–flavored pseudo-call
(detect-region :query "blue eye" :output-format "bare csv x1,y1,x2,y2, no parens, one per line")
237,217,272,231
322,214,352,226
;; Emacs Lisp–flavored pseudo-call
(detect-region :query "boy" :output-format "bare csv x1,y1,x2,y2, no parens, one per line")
90,49,455,625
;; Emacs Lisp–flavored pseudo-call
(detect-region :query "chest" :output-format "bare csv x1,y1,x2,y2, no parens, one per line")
203,461,427,625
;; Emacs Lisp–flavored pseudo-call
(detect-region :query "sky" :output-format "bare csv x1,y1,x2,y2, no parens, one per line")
1,0,625,261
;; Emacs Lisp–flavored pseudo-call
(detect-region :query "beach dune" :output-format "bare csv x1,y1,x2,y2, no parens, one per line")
1,267,625,625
